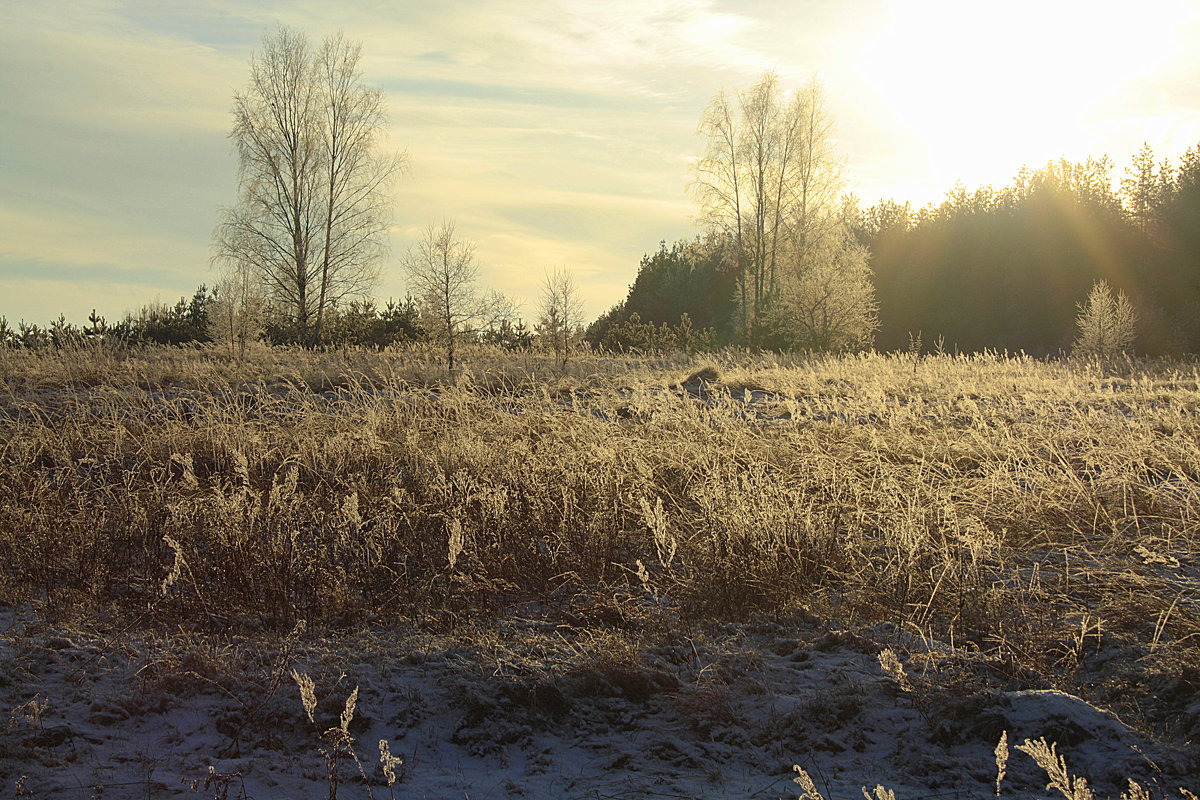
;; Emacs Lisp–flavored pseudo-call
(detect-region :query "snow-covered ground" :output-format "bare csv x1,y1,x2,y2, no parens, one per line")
1,604,1193,800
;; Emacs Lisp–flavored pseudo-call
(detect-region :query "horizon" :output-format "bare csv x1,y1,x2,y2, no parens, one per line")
4,0,1200,327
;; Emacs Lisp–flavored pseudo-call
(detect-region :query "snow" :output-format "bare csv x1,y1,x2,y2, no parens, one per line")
1,605,1193,800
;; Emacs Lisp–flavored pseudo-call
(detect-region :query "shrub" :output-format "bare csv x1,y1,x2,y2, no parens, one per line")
1074,280,1137,360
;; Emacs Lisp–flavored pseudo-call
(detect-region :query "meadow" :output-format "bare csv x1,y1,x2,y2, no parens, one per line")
2,343,1199,798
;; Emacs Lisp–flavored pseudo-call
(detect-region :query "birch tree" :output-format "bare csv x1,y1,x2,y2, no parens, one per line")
214,26,405,344
694,73,842,342
404,221,515,373
208,262,266,358
536,266,585,369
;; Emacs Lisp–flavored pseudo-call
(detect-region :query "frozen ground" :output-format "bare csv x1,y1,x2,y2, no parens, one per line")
1,604,1194,800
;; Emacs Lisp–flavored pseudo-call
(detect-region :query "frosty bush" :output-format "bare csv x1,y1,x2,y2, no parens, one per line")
1074,280,1136,360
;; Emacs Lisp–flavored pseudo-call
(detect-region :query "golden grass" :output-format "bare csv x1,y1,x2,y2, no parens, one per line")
2,343,1198,733
795,734,1199,800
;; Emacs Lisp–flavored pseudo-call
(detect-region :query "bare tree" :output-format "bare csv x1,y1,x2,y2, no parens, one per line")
214,26,405,345
403,221,494,373
788,78,843,271
696,90,747,332
694,73,842,343
208,262,266,358
536,266,584,369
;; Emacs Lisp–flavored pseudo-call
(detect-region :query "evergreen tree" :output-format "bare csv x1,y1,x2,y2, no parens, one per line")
1074,280,1137,361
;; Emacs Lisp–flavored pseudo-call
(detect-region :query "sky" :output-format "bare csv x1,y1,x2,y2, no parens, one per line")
3,0,1200,326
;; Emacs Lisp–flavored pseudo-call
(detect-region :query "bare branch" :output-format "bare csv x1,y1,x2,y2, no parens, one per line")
214,26,406,345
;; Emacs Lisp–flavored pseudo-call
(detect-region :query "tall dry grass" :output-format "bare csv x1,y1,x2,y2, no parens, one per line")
2,343,1198,729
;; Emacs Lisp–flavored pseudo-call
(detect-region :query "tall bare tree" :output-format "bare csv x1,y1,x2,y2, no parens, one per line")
536,266,585,369
788,78,842,271
696,90,747,332
214,26,405,344
694,73,843,342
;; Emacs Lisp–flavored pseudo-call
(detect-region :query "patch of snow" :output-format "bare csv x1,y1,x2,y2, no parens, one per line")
1,606,1192,800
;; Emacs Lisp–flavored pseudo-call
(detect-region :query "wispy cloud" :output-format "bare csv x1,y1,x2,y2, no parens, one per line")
3,0,1200,325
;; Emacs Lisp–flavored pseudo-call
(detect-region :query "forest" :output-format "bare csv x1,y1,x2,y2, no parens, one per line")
590,144,1200,358
6,142,1198,363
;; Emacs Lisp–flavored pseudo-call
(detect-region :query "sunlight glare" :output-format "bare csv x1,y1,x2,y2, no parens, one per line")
855,0,1197,191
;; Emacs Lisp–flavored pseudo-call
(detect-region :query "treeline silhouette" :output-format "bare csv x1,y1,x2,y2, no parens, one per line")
0,291,557,352
857,144,1200,355
590,142,1200,356
0,292,429,350
8,144,1200,358
586,237,736,352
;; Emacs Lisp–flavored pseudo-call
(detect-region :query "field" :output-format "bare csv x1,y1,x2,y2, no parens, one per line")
2,343,1199,799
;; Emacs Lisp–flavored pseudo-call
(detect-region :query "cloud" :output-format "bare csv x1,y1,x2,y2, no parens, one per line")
2,0,730,323
0,203,212,325
272,0,768,96
0,10,240,136
6,0,1200,328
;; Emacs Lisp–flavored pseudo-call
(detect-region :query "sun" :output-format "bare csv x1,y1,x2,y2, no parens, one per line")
854,0,1197,195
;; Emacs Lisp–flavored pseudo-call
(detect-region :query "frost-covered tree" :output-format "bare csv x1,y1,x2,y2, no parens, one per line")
775,227,878,351
536,266,584,368
403,221,479,373
1073,280,1137,360
403,221,519,372
214,27,406,344
695,74,841,338
208,262,266,358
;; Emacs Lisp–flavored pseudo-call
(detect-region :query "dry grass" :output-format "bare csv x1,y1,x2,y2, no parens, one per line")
2,342,1199,748
794,734,1200,800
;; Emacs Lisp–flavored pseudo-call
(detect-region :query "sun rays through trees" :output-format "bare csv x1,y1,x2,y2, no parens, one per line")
693,72,875,350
